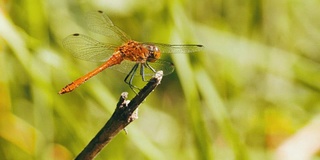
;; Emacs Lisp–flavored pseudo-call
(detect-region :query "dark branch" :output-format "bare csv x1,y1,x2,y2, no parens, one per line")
75,71,163,160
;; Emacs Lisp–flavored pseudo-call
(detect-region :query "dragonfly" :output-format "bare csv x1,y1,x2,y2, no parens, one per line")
59,10,203,94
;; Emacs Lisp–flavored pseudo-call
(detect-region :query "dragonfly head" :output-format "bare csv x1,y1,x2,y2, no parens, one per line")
144,44,161,62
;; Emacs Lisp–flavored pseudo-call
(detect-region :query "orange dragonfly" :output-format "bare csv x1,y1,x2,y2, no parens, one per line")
59,10,203,94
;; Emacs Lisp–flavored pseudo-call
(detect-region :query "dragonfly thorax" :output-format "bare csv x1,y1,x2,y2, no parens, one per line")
118,41,161,63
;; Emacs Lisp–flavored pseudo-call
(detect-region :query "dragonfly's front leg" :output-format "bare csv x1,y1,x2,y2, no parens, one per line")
140,62,156,82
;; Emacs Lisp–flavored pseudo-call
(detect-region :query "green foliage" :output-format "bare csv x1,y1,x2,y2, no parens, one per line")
1,0,320,159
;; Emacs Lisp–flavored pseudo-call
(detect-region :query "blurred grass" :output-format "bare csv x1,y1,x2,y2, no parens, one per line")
1,0,320,159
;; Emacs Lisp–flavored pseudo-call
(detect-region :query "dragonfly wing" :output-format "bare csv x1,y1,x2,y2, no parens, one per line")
110,60,137,75
149,43,204,54
85,11,130,43
62,34,117,62
145,59,175,76
110,59,174,77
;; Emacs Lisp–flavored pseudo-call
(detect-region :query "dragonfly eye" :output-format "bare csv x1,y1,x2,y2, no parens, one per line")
145,45,161,62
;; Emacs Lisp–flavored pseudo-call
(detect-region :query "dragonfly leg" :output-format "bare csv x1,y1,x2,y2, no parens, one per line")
140,64,147,82
145,62,156,73
140,62,156,82
124,63,140,94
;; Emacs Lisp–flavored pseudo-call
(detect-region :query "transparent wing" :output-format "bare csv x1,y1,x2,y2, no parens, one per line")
109,60,137,75
146,59,175,76
111,59,174,77
146,43,204,54
85,11,130,43
62,33,117,62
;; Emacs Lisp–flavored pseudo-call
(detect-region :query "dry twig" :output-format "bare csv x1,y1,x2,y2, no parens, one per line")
75,71,163,160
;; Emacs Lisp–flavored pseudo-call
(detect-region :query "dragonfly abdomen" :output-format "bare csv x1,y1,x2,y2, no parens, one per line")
59,53,124,94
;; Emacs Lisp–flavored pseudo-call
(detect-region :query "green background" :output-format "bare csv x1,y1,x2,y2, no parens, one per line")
1,0,320,159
